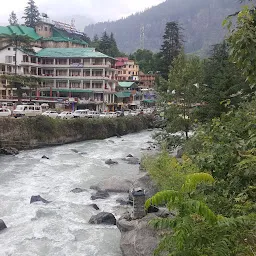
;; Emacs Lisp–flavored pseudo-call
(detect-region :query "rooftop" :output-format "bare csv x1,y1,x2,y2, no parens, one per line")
0,25,41,40
36,48,115,59
118,82,136,88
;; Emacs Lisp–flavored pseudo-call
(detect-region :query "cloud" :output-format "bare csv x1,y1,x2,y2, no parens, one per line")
0,0,165,26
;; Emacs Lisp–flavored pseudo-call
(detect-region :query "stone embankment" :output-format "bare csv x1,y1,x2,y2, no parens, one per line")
0,115,154,151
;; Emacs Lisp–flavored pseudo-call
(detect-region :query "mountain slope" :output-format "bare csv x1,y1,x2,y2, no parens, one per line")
84,0,242,54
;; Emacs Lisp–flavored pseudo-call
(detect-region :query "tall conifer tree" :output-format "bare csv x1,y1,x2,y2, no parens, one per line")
23,0,40,28
160,22,183,79
8,11,18,25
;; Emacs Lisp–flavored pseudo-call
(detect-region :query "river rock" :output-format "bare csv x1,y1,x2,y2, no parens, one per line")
71,188,86,193
90,176,133,193
108,140,115,144
89,204,100,210
127,157,140,165
30,195,50,204
42,155,49,159
91,190,110,200
89,212,116,225
126,154,133,158
147,205,159,213
131,173,159,199
175,147,184,159
105,159,118,165
0,147,19,155
116,198,131,206
117,213,160,256
0,219,7,231
71,149,79,153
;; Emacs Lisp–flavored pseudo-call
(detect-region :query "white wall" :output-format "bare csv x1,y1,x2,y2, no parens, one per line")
0,47,24,66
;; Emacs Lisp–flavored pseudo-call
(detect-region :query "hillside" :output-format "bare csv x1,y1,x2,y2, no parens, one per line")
84,0,242,54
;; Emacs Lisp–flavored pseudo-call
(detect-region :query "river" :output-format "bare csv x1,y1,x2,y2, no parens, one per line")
0,130,154,256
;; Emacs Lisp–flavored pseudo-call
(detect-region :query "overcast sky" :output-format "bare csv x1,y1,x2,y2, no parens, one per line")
0,0,165,29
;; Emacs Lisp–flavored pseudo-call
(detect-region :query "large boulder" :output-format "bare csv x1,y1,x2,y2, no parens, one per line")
91,190,110,200
0,147,19,155
30,195,50,204
105,159,118,165
117,213,160,256
42,155,49,159
89,212,116,225
0,219,7,231
90,176,133,193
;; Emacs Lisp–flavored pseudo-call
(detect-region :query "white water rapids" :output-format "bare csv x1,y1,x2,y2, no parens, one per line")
0,130,154,256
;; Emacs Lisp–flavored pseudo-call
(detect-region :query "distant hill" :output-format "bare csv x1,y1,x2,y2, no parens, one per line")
84,0,242,54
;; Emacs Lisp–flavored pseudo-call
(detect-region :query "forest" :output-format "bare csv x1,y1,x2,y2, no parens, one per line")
84,0,243,54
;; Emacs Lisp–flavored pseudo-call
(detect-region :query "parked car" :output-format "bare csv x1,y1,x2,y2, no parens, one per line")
99,112,110,118
87,111,100,118
0,108,11,117
42,110,59,119
58,111,73,119
130,111,138,116
108,112,117,118
116,111,124,117
73,109,90,118
13,104,42,118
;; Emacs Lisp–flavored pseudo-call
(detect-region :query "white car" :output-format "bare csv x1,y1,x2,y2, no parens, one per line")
13,104,42,118
42,110,59,119
109,112,117,118
73,109,90,118
99,112,110,118
0,108,11,117
58,111,73,119
88,111,100,118
130,111,138,116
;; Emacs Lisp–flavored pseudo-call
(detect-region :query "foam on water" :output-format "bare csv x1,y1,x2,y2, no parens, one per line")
0,130,154,256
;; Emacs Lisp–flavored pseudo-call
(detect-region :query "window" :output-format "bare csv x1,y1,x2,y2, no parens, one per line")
5,56,12,63
44,27,48,31
123,71,126,74
8,48,10,51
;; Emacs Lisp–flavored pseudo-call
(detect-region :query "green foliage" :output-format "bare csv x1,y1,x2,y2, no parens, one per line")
196,41,253,122
142,152,200,190
93,31,122,57
226,5,256,86
23,0,40,28
157,51,203,143
8,11,18,25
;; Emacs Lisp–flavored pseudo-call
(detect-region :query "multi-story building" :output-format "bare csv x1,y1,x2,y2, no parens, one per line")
138,71,156,89
0,21,118,111
115,57,139,81
0,47,117,111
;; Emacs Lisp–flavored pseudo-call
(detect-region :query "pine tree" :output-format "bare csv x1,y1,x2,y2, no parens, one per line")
108,32,120,57
160,22,183,79
8,11,18,26
98,31,111,55
23,0,40,28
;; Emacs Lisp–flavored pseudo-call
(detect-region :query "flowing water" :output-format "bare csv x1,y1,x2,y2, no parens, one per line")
0,130,154,256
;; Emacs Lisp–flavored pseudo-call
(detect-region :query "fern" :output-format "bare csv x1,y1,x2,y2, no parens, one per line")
181,172,215,193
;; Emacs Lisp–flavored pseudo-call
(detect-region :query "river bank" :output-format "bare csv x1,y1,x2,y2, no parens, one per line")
0,115,153,150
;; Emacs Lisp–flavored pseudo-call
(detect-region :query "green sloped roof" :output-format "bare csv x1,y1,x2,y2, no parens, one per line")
115,92,131,98
36,48,114,59
118,82,136,88
49,27,88,45
0,25,41,40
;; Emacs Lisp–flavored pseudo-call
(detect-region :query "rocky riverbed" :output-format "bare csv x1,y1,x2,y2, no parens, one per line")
0,130,159,256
